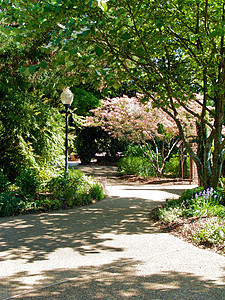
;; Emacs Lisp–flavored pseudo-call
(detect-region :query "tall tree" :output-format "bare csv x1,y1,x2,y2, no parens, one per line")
0,32,64,180
2,0,225,187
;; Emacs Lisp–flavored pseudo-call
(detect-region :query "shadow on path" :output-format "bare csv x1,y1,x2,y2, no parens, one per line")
3,261,225,299
0,165,223,299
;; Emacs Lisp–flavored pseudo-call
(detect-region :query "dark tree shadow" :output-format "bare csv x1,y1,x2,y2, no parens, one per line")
2,259,225,299
0,165,217,299
0,195,162,263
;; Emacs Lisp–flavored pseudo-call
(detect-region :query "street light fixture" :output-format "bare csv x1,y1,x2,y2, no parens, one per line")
60,87,74,177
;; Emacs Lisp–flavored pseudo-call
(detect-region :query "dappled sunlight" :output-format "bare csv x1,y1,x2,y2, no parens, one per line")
0,165,222,299
2,262,225,299
0,194,161,262
0,192,165,298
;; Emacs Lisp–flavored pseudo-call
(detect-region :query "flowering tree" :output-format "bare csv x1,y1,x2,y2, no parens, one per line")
86,94,198,177
3,0,225,188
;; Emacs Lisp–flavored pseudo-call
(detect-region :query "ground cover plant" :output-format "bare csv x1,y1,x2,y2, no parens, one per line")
155,185,225,254
0,168,105,217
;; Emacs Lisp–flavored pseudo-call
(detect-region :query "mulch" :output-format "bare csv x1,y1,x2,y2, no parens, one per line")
149,207,225,256
118,174,193,185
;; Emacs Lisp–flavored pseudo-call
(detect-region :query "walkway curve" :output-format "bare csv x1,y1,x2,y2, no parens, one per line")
0,165,225,299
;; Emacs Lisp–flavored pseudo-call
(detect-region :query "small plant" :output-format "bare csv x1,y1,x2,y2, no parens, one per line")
183,187,224,217
192,218,225,247
155,186,225,253
0,192,26,217
45,169,105,209
0,170,10,193
15,169,40,197
164,153,189,178
0,167,105,217
157,205,184,223
157,187,225,223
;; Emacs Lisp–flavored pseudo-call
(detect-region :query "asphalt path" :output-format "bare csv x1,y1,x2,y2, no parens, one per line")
0,165,225,299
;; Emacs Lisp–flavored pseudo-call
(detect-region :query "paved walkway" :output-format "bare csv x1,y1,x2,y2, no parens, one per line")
0,165,225,299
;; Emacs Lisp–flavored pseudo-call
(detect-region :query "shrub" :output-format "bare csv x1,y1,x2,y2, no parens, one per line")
45,169,105,208
183,187,225,218
15,169,40,197
0,192,25,217
164,153,189,178
75,178,105,205
157,205,184,223
0,167,105,217
0,170,10,193
157,187,225,224
118,148,156,178
118,156,156,177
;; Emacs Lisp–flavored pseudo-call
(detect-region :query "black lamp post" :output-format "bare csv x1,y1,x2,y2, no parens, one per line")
60,87,74,177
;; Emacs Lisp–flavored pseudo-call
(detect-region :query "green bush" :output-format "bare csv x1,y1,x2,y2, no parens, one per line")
45,169,105,208
0,170,10,193
15,169,40,197
164,153,189,178
0,168,105,217
118,144,156,177
0,192,26,217
179,187,204,203
183,187,225,218
157,187,225,224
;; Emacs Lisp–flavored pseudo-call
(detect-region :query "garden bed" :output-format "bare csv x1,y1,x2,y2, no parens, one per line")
150,186,225,257
153,214,225,256
118,174,193,185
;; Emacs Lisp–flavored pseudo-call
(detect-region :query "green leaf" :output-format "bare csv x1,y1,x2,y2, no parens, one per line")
40,61,48,69
29,65,37,75
20,67,27,73
95,46,104,56
122,32,131,40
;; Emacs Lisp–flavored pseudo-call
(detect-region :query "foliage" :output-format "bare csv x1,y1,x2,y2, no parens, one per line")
2,0,225,188
0,32,65,181
42,169,105,208
118,156,156,178
157,187,225,224
164,153,190,178
87,95,181,176
192,218,225,246
15,169,40,197
70,87,101,116
183,188,225,218
0,89,65,180
156,182,225,249
118,144,157,177
0,170,10,193
0,192,27,217
0,168,105,217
